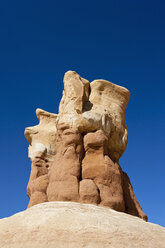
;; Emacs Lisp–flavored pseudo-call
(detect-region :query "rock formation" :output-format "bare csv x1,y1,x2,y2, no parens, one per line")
25,71,147,221
0,202,165,248
47,124,83,202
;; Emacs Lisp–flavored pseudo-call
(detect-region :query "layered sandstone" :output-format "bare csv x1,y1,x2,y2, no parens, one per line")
24,71,147,221
0,202,164,248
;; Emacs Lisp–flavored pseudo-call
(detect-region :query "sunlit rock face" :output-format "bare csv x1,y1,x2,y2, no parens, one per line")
1,202,164,248
25,108,57,161
58,71,130,161
24,70,147,221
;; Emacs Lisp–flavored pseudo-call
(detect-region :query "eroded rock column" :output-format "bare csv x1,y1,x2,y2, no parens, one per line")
25,70,147,221
81,130,125,212
47,123,83,202
27,158,49,208
25,108,57,207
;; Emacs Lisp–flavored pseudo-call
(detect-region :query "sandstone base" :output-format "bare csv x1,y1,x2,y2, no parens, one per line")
0,202,164,248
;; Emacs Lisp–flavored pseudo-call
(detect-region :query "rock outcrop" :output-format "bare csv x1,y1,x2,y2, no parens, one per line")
24,71,147,221
0,202,164,248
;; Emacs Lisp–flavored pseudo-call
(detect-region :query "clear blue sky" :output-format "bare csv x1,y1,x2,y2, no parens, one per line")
0,0,165,226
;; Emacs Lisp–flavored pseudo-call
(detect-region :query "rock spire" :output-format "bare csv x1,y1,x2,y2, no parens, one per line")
25,71,147,221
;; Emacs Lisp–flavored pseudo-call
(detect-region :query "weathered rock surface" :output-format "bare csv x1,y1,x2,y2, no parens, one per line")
24,71,147,221
47,123,83,202
0,202,164,248
58,71,130,160
25,108,57,161
27,157,49,208
82,130,125,212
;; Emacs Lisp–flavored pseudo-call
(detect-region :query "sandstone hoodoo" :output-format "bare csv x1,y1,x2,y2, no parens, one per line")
25,71,147,221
